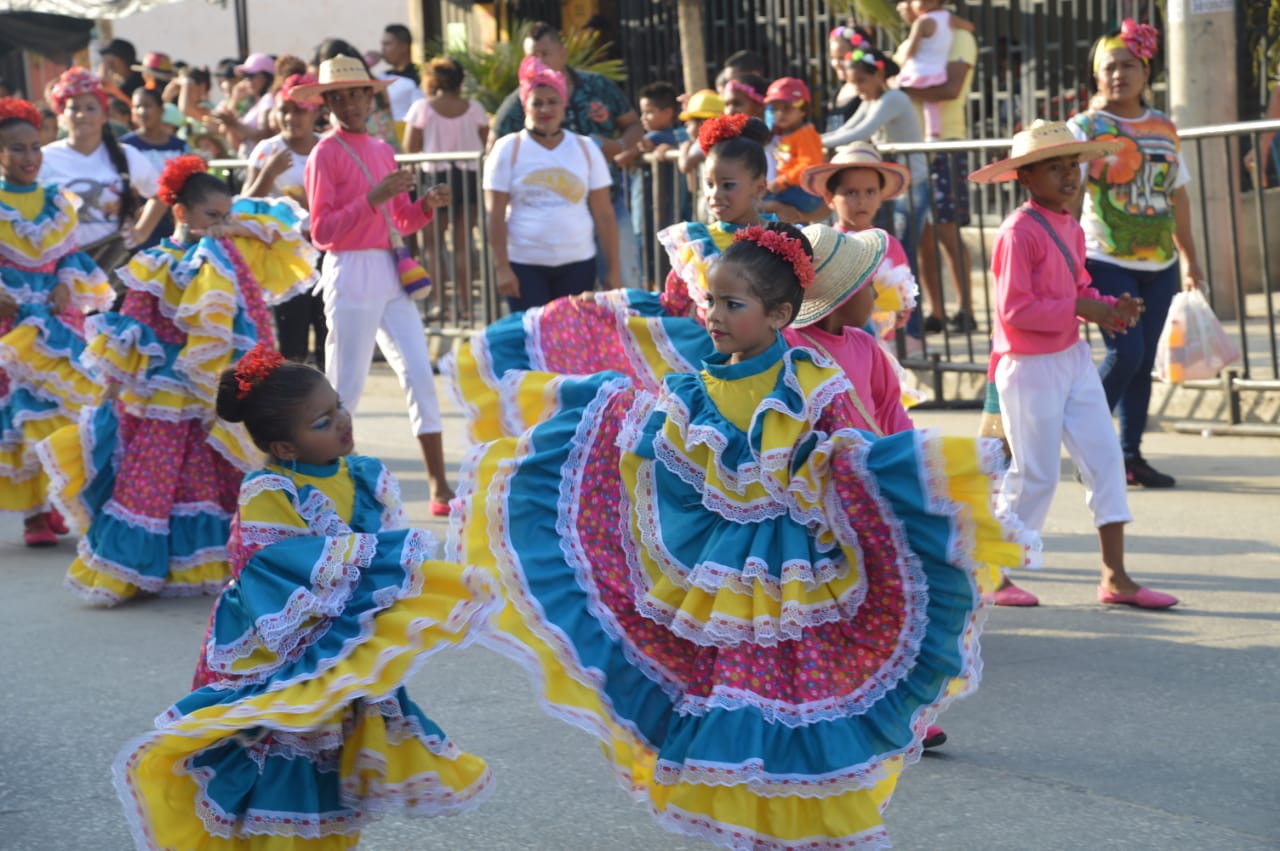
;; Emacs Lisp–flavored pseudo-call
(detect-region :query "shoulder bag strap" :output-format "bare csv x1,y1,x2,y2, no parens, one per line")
1019,204,1077,282
329,132,404,250
795,331,885,439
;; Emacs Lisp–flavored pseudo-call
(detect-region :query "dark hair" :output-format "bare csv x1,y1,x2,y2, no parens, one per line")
100,122,139,224
826,167,887,196
844,48,900,79
724,50,765,75
132,87,163,108
715,222,812,324
384,24,412,45
216,360,330,452
427,57,464,94
275,54,307,81
216,58,239,79
188,67,212,88
638,81,678,113
527,22,561,44
705,116,771,179
176,171,232,208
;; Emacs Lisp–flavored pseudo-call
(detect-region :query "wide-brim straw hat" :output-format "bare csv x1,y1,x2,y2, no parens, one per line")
968,118,1123,184
288,57,389,105
794,225,889,328
800,142,911,201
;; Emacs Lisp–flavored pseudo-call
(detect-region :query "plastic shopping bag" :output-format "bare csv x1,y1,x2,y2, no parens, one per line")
1153,289,1241,382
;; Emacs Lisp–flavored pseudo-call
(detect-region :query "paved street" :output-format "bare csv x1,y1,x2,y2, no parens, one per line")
2,367,1277,851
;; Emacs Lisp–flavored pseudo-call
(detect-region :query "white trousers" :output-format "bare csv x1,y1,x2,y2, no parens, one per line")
996,339,1132,532
319,249,442,435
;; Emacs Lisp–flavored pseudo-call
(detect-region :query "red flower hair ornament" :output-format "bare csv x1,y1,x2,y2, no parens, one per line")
50,67,109,115
733,226,816,289
1119,18,1159,62
234,344,286,399
157,154,209,206
0,98,42,129
698,113,751,155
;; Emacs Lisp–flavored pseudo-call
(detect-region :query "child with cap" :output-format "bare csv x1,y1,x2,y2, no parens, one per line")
969,119,1177,610
762,77,826,218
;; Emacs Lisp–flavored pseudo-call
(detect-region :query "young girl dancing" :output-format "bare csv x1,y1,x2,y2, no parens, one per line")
115,349,497,849
444,113,775,442
38,155,317,605
451,222,1038,850
0,97,112,546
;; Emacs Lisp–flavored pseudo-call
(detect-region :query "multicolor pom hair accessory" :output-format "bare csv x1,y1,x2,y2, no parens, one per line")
157,154,210,206
733,226,816,289
234,343,286,399
698,112,751,154
829,26,868,50
0,98,42,129
847,46,887,71
50,67,108,115
1094,18,1159,70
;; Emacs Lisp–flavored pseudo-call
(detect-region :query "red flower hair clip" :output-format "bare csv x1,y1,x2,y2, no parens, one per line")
234,344,286,399
698,113,750,154
157,154,209,206
733,226,816,289
0,98,42,129
50,67,108,115
1119,18,1159,62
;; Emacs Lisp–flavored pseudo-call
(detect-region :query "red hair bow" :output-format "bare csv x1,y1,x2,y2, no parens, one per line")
234,344,286,399
733,226,816,289
157,155,209,206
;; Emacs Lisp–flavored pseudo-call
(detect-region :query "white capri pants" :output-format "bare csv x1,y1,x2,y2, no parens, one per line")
319,249,443,435
995,339,1132,532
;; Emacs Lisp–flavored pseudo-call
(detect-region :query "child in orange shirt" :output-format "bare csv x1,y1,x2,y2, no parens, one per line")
763,77,826,216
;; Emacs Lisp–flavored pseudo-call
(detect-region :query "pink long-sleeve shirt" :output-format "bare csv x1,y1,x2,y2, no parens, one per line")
990,200,1116,372
304,128,432,252
783,325,914,436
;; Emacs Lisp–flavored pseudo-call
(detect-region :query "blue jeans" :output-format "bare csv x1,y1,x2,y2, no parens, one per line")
508,257,597,313
1086,258,1179,457
596,184,641,287
896,178,931,337
765,184,826,214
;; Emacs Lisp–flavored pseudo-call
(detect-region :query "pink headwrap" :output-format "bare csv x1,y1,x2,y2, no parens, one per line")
518,55,567,106
50,67,109,114
279,73,321,111
723,78,765,105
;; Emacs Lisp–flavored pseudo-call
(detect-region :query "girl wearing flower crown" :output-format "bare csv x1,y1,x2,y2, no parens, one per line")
0,98,113,547
1068,19,1204,490
115,348,497,849
452,221,1037,850
37,155,317,605
445,113,776,442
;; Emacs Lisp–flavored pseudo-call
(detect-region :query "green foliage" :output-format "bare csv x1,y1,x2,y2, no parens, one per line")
432,23,626,115
830,0,907,40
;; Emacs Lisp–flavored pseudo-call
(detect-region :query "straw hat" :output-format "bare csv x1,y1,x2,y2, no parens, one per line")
800,142,911,200
793,225,889,328
288,57,389,105
679,89,724,121
968,119,1123,184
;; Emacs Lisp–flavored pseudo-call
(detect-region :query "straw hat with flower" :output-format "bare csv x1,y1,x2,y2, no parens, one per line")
287,56,389,105
800,142,911,201
793,225,889,328
968,119,1122,184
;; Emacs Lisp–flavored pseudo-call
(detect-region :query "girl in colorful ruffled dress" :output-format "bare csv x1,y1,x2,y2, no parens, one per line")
0,98,113,546
451,222,1038,850
116,349,497,850
38,155,317,605
444,113,775,442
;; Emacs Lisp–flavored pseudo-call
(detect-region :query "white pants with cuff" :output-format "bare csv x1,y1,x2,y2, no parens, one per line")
995,339,1132,532
319,249,443,436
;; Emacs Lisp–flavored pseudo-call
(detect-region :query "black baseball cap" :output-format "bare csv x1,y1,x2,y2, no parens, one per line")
99,38,138,64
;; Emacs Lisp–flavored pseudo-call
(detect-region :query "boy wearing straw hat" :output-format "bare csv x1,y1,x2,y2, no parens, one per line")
300,56,457,514
970,119,1177,609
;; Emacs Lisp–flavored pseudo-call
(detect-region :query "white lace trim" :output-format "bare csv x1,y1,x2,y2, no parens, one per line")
522,304,549,372
0,190,80,267
655,804,891,851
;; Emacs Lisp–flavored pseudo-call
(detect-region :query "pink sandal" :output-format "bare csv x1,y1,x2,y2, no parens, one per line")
1097,586,1178,609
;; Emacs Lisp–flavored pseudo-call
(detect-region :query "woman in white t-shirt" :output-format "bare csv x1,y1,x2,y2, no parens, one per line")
244,73,326,368
404,57,489,321
38,68,162,274
484,57,618,312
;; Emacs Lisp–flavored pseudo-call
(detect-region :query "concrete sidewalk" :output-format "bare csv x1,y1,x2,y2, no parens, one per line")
1,367,1276,850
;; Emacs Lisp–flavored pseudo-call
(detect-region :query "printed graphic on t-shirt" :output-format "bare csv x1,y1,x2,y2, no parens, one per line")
520,168,586,205
61,176,122,226
1077,112,1181,264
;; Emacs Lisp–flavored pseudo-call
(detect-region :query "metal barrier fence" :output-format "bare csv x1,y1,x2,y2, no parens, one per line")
211,119,1280,431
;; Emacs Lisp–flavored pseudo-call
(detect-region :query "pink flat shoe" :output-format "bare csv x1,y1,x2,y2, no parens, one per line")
23,526,57,547
1097,586,1178,609
47,509,69,536
993,581,1039,607
428,500,452,517
922,725,947,749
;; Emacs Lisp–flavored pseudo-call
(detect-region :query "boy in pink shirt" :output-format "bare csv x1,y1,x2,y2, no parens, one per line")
298,57,455,512
970,120,1176,609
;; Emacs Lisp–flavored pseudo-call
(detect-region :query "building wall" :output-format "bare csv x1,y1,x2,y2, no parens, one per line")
110,0,415,69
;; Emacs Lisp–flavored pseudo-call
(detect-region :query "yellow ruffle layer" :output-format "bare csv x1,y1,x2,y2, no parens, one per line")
65,551,229,607
0,323,99,407
0,194,78,265
119,560,494,850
